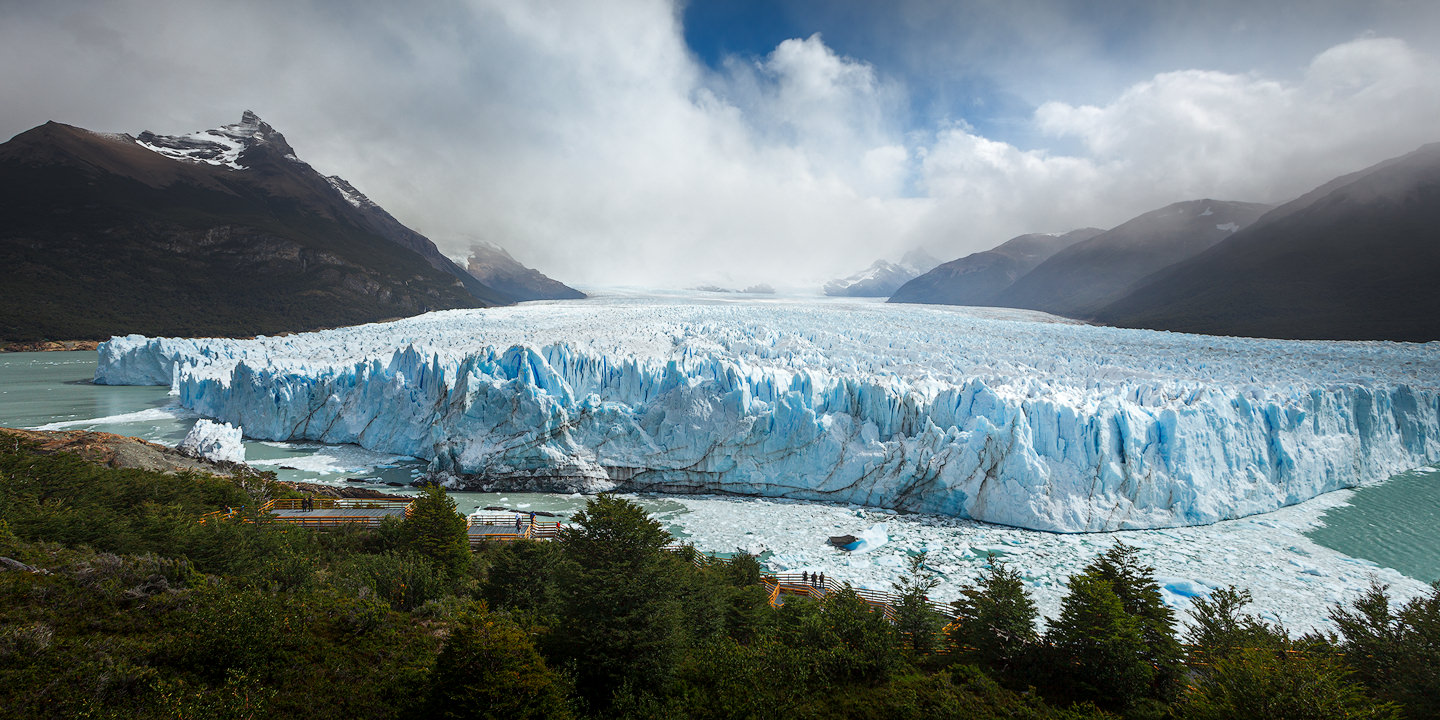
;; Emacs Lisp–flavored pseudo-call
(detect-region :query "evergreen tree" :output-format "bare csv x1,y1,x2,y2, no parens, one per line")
891,551,944,654
1186,586,1285,662
1045,572,1153,709
820,586,901,684
481,538,568,618
400,485,471,579
426,606,571,720
1085,543,1183,699
948,555,1039,675
550,494,684,710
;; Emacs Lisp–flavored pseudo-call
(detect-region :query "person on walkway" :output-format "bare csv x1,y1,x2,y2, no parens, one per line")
818,572,825,587
529,511,536,529
515,514,523,532
801,571,809,585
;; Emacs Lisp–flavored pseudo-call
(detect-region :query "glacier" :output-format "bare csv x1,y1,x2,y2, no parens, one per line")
177,419,246,464
94,293,1440,532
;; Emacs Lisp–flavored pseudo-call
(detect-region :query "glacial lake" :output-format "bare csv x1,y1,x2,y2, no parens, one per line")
2,349,1434,629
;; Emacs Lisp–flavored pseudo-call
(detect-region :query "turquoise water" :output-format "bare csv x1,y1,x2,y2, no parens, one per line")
1306,466,1440,583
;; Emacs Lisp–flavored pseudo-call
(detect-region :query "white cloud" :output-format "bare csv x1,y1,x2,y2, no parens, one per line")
1,4,1437,289
909,37,1440,251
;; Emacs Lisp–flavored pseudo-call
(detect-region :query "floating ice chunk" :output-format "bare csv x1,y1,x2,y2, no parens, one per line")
178,419,245,463
850,523,889,553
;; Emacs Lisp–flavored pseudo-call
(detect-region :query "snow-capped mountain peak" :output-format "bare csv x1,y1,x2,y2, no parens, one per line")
134,110,296,170
823,248,941,297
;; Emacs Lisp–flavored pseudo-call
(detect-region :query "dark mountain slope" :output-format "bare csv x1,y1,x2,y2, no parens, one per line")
1095,143,1440,342
993,200,1272,318
888,228,1101,306
464,242,585,302
0,114,508,341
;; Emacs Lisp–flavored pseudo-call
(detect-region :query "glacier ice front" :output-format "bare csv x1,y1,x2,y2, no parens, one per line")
94,294,1440,532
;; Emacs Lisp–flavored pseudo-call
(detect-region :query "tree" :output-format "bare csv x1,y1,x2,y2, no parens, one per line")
892,551,945,654
1186,586,1285,662
400,485,470,579
1045,572,1153,709
481,538,567,617
426,606,571,720
1085,543,1183,699
550,494,683,710
789,585,900,685
1330,581,1440,719
948,555,1039,676
1181,647,1399,720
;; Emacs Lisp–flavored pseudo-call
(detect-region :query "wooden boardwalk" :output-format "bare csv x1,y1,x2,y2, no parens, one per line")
467,512,565,546
199,497,414,528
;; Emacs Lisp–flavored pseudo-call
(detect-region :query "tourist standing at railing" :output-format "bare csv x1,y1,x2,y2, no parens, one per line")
818,572,824,587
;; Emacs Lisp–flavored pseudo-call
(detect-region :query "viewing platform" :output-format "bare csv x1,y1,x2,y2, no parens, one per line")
467,512,566,546
198,497,414,527
762,572,951,620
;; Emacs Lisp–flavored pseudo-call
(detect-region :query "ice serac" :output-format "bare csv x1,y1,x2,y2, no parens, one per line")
94,297,1440,532
178,419,246,464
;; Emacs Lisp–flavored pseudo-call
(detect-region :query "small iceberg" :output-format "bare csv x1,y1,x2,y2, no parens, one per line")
177,419,245,464
829,523,888,553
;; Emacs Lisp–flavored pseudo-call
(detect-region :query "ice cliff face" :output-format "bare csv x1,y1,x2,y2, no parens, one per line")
95,295,1440,532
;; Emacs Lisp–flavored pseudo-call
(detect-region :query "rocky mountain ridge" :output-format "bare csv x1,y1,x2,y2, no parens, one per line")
0,112,509,341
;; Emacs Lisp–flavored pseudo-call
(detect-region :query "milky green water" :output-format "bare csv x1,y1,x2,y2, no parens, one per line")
1307,467,1440,583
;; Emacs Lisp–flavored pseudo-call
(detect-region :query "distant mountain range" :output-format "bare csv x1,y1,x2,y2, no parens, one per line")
888,229,1101,306
0,112,529,341
823,249,939,297
464,241,585,302
891,143,1440,342
1095,143,1440,342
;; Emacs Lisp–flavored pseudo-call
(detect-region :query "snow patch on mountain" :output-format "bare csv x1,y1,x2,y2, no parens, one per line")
325,175,378,210
132,110,293,171
94,294,1440,532
824,249,940,297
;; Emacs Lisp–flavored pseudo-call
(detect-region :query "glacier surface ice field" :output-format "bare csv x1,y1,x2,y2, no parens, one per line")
95,294,1440,532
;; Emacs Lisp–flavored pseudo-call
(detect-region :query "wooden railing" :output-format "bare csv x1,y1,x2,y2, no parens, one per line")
264,497,413,512
198,497,414,527
761,572,954,622
466,513,566,545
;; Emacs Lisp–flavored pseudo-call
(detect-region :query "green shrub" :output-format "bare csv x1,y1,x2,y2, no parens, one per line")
336,550,447,611
1181,647,1398,720
425,607,571,720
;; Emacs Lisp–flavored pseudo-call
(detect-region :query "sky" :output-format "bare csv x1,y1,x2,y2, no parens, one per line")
2,0,1439,289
